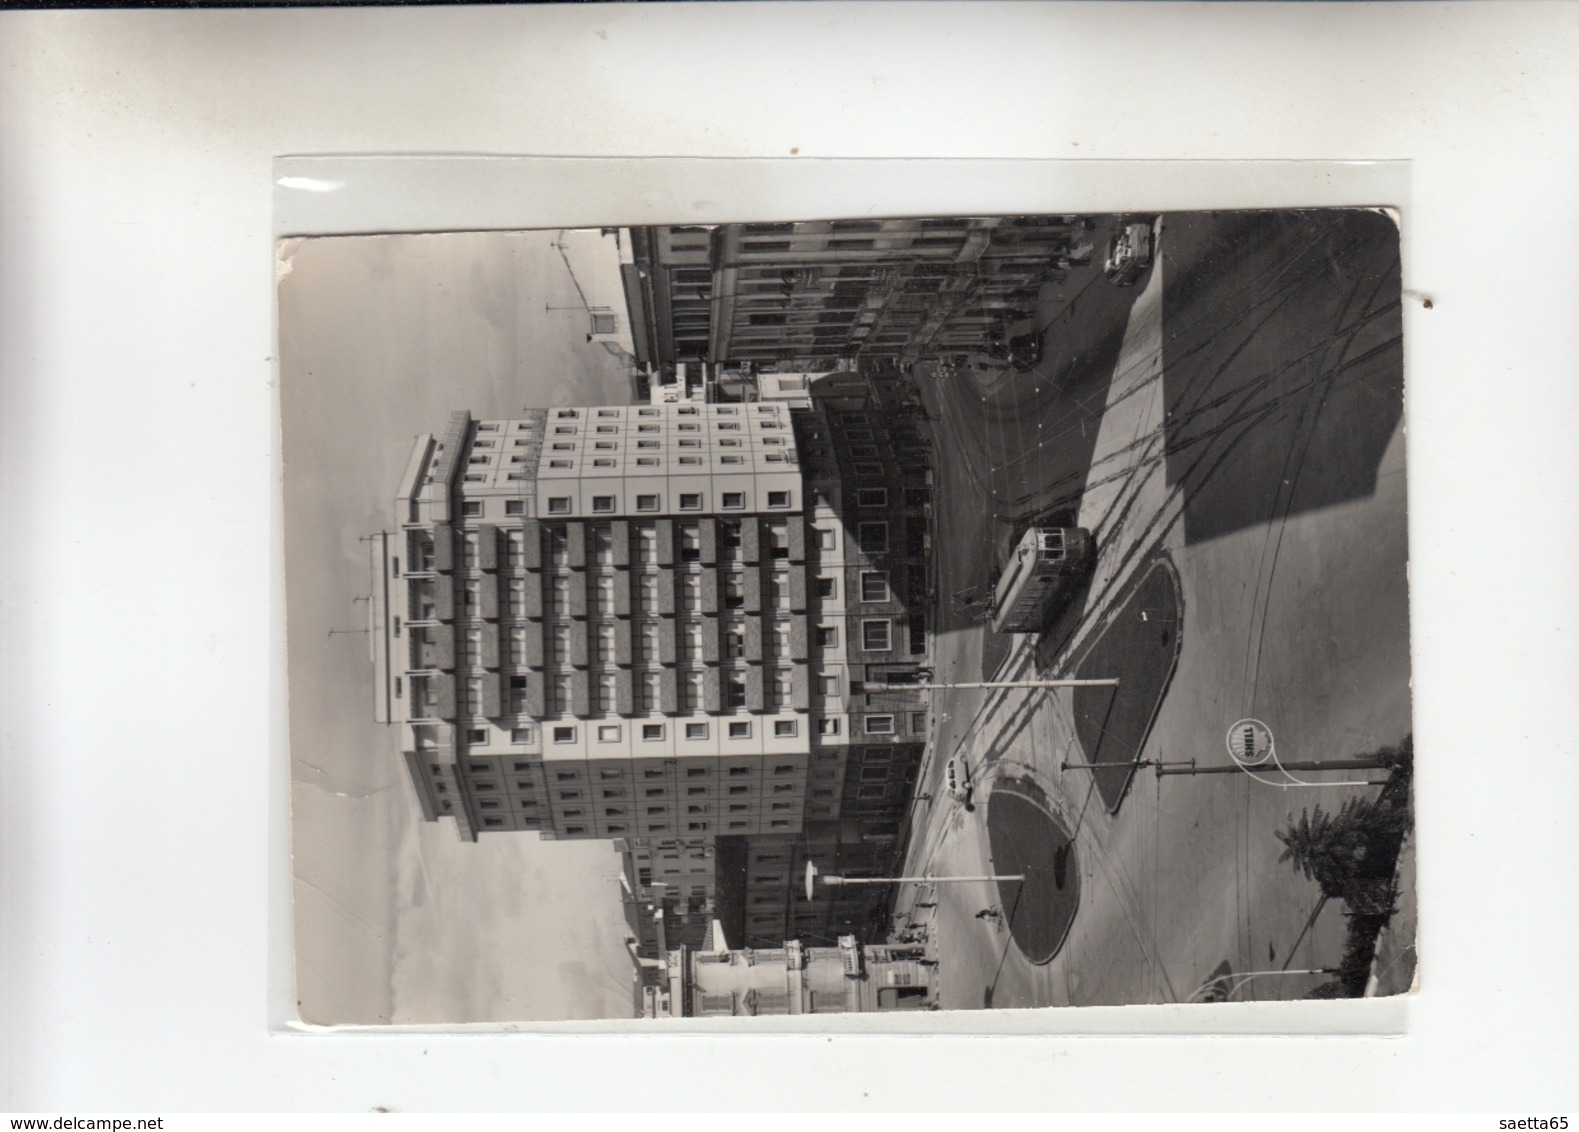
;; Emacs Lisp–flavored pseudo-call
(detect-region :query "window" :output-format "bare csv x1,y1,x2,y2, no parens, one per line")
728,721,751,739
862,620,892,651
678,456,702,466
817,718,840,736
548,459,572,469
850,445,881,460
860,573,891,603
688,822,709,833
767,491,790,508
467,728,488,744
642,724,664,742
557,410,580,419
682,576,702,611
637,621,659,662
774,720,798,738
636,494,659,512
721,492,745,508
679,493,702,511
679,523,702,562
681,672,705,712
858,522,888,553
728,766,751,778
592,458,615,468
636,457,658,467
462,501,483,517
719,456,744,466
725,672,747,710
547,497,571,515
595,673,618,714
554,426,577,436
685,722,708,741
857,487,888,508
511,727,533,743
818,675,840,696
911,712,927,732
865,715,895,735
816,528,836,551
464,474,485,484
552,442,576,452
468,456,489,466
592,496,614,513
816,577,836,599
816,626,838,647
553,726,576,743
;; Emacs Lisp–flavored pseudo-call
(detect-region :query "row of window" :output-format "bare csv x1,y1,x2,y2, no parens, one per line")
495,718,804,746
543,489,794,516
540,420,785,438
538,405,784,422
455,705,906,746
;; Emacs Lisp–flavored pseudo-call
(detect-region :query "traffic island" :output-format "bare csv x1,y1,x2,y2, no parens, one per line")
986,781,1080,965
1069,554,1184,813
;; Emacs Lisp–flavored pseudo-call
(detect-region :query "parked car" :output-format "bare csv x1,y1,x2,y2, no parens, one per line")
946,759,976,810
1103,221,1155,287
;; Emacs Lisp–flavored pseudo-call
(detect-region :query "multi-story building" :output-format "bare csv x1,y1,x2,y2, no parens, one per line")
618,835,717,957
642,934,936,1018
626,218,1089,374
372,397,932,943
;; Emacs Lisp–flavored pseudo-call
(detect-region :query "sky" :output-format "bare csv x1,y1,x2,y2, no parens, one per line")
280,228,641,1024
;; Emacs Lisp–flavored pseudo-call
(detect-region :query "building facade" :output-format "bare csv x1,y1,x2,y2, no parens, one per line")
373,396,932,943
626,218,1090,374
642,935,936,1018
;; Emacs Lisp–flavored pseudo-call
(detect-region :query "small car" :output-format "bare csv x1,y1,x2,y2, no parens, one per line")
1103,221,1154,287
945,759,976,810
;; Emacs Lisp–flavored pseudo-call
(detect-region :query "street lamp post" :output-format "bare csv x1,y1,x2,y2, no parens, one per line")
1189,968,1338,1003
804,862,1023,902
866,678,1118,693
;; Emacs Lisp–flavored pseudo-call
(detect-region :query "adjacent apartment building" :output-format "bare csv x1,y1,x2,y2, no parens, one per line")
640,935,936,1019
372,394,932,943
625,217,1088,375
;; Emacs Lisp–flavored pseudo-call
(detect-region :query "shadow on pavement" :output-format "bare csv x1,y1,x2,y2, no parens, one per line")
1161,209,1403,545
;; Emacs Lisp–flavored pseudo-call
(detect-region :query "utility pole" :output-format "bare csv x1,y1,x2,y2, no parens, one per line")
1061,756,1391,783
867,678,1118,693
804,862,1022,900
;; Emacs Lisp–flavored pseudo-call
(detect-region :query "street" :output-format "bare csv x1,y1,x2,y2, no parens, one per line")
904,210,1410,1008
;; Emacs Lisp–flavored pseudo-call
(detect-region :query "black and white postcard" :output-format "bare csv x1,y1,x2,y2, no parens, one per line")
282,210,1412,1024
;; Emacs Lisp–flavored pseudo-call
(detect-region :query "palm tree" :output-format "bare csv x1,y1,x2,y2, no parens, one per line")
1275,801,1371,898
